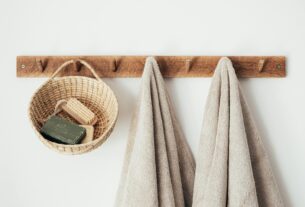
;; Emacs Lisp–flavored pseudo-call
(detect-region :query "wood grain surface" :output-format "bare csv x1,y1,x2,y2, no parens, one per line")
16,56,286,78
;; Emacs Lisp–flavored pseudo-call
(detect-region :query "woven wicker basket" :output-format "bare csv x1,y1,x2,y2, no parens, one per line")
29,59,118,155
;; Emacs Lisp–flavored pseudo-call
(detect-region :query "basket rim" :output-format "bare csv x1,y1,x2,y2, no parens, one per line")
28,75,119,149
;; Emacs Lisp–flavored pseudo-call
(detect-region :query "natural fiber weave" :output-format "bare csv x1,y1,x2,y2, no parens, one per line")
29,59,118,155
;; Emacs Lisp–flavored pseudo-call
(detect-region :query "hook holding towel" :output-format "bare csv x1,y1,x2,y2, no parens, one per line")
258,59,265,72
36,58,48,72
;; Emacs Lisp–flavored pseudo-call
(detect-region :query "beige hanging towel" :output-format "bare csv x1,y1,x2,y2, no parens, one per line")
115,57,195,207
192,57,283,207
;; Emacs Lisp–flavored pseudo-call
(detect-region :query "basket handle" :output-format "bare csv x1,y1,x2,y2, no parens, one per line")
50,59,101,80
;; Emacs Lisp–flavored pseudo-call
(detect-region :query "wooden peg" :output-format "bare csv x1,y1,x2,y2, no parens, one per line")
258,59,265,72
185,58,192,72
36,58,48,72
113,58,121,72
73,60,82,72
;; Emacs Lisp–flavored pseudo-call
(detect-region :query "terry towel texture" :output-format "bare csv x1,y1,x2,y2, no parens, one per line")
116,56,283,207
115,57,196,207
192,57,284,207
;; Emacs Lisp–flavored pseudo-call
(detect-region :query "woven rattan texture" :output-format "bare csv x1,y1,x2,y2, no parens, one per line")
29,61,118,155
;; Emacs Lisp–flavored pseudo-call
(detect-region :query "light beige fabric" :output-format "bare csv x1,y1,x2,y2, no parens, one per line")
115,57,195,207
192,57,284,207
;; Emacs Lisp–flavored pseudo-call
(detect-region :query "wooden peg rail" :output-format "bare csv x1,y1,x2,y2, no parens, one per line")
16,56,286,78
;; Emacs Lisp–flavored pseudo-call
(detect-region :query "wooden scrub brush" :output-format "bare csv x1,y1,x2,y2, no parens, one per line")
56,98,98,125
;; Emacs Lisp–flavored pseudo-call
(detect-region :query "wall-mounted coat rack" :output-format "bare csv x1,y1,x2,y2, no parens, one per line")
16,56,286,78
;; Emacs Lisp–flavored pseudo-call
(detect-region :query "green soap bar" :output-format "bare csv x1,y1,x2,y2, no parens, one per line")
40,116,86,145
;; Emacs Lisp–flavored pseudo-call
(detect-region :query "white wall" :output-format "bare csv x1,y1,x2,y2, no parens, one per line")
0,0,304,206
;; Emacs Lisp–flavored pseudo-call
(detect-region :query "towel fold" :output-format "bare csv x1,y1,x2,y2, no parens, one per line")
115,57,195,207
192,57,284,207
